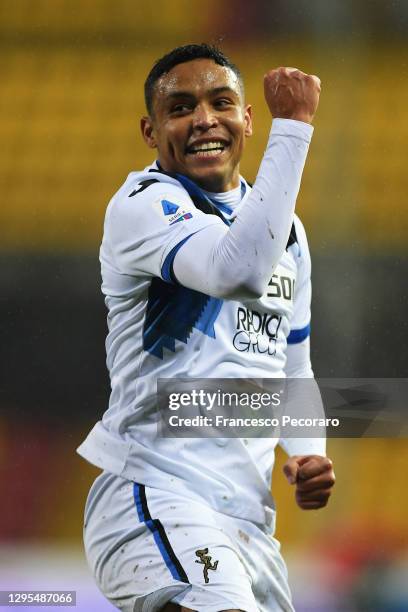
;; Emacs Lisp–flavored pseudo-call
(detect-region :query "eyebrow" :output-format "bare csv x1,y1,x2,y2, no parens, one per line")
165,86,239,100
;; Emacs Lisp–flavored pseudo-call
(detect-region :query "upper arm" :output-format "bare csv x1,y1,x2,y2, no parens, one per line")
172,222,267,301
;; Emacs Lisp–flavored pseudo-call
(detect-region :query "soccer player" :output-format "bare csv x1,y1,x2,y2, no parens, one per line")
78,44,335,612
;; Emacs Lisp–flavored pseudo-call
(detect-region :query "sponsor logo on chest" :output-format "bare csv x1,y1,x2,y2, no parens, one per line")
232,263,296,356
233,307,282,355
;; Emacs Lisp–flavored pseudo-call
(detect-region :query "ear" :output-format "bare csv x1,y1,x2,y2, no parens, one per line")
244,104,253,138
140,116,157,149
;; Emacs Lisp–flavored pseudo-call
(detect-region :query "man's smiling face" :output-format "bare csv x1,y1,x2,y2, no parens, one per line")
141,58,252,192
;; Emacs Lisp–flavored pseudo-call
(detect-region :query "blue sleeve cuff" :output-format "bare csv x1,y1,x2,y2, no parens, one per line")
161,233,197,284
287,322,311,344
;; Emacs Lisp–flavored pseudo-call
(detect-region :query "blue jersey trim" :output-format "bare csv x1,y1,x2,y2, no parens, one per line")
133,483,145,522
175,172,235,217
287,322,311,344
133,484,189,583
146,519,181,581
208,179,246,215
210,199,233,215
143,279,223,359
195,295,223,338
161,233,197,283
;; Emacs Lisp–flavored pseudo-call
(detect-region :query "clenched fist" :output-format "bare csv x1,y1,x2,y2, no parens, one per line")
264,67,321,124
283,455,335,510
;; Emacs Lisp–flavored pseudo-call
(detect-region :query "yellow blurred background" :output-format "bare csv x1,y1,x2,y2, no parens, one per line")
1,1,407,610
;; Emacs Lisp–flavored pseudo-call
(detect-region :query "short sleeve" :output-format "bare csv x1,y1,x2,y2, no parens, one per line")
287,215,311,345
103,180,224,281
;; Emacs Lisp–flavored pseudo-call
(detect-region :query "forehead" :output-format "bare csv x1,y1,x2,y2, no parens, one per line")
154,58,242,104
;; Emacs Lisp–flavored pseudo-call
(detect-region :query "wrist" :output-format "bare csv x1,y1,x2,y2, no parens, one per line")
288,112,313,124
273,113,313,124
269,118,314,143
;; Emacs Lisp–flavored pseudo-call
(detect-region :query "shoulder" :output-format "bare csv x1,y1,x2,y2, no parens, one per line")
290,214,311,281
292,214,310,258
293,214,309,246
105,168,195,229
109,168,192,211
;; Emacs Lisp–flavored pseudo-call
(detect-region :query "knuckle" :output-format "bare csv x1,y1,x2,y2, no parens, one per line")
312,75,322,88
277,67,290,79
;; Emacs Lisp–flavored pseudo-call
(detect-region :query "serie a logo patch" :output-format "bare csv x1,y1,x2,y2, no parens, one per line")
153,197,193,226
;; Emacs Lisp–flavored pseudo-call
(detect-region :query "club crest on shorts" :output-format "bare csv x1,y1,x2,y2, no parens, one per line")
195,548,219,583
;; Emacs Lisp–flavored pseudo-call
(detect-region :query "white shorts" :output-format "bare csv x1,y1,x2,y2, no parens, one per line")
84,472,294,612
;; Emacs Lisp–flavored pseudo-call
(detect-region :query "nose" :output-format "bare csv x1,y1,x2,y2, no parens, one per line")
192,103,218,130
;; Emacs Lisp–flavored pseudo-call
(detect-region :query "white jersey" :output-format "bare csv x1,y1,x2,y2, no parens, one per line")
78,159,323,525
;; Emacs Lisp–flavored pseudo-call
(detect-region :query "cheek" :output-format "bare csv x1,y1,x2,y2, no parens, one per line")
163,125,186,153
231,126,246,154
227,116,247,148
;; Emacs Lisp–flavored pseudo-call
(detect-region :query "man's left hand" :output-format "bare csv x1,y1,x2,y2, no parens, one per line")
283,455,335,510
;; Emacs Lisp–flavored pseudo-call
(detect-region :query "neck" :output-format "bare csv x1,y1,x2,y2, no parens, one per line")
192,172,240,193
156,161,240,193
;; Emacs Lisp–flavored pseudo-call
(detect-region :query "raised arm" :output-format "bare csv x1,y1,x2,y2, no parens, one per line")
172,68,321,300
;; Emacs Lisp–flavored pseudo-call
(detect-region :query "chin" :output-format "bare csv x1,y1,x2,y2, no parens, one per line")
190,171,226,192
187,164,231,190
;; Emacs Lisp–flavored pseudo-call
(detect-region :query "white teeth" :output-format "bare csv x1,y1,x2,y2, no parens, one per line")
189,141,225,153
194,149,223,157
